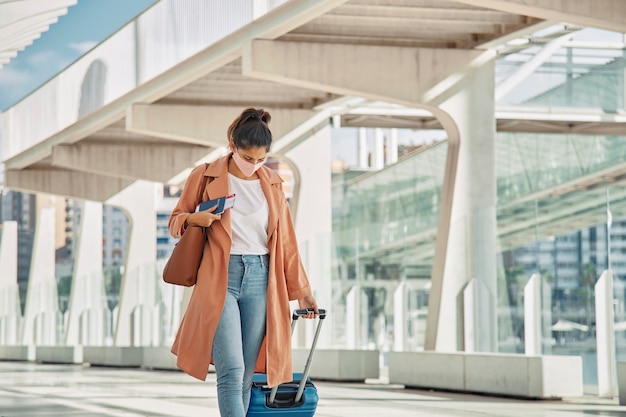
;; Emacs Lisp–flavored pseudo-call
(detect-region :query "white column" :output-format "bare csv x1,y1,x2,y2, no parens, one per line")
358,128,368,169
596,269,617,398
22,207,59,345
65,201,105,346
541,277,552,354
285,124,333,348
387,128,399,165
371,128,385,169
431,59,497,352
0,221,20,344
393,281,407,351
107,181,159,346
524,273,541,355
346,285,361,349
156,257,186,346
463,278,494,352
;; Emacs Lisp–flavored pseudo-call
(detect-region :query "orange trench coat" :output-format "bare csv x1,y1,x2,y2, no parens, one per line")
168,154,313,387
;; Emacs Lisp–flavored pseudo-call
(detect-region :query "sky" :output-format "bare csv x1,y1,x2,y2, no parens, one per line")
0,0,158,111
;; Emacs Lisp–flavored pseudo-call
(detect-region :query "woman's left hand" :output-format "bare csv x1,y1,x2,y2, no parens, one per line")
297,295,319,319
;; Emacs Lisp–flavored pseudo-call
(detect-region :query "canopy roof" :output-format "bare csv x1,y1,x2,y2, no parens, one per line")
0,0,76,69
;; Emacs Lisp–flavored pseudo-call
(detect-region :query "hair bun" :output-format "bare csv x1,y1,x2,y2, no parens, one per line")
258,110,270,124
227,107,273,150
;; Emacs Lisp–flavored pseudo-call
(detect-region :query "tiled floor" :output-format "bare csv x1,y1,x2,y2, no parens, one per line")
1,361,625,417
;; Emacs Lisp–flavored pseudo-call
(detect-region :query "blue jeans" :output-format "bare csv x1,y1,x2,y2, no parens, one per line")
212,254,269,417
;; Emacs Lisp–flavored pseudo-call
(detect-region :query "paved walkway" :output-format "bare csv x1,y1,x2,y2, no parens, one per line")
1,361,625,417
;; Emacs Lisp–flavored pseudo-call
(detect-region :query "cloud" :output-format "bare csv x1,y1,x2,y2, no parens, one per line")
25,50,69,72
0,50,72,109
0,66,33,88
69,41,97,54
26,50,61,67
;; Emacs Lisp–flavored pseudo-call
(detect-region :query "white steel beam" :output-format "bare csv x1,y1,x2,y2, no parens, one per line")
5,169,133,202
242,40,488,107
495,33,572,102
50,143,211,183
3,0,349,170
454,0,626,33
126,104,315,148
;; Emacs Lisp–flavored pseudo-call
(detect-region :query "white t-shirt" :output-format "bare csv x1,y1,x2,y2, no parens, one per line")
228,173,269,255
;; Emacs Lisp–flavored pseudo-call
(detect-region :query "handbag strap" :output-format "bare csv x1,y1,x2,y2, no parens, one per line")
194,163,211,236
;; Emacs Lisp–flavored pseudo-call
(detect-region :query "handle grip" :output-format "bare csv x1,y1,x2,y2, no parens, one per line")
293,308,326,320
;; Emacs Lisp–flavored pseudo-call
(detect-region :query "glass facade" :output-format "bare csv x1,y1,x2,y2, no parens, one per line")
329,31,626,391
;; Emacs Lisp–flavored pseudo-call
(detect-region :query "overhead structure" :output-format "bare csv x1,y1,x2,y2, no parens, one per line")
3,0,625,200
0,0,77,69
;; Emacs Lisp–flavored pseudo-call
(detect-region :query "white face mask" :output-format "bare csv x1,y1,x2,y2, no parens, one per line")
232,150,265,177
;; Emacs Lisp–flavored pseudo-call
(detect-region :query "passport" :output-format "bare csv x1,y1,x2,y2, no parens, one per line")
196,194,236,214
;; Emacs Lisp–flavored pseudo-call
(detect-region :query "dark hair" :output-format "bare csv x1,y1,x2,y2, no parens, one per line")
227,107,272,151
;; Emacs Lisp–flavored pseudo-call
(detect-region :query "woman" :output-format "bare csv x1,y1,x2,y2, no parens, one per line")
168,107,318,417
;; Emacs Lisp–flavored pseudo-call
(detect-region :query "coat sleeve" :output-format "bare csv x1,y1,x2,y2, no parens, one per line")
168,165,206,238
280,202,312,301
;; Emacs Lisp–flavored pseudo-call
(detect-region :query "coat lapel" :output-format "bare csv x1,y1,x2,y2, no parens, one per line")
258,165,285,242
203,156,232,239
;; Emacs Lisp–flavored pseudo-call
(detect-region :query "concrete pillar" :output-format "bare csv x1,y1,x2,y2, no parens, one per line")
430,60,497,352
463,278,494,353
107,181,159,346
0,221,20,344
22,207,59,345
285,124,333,348
372,128,385,170
346,285,361,349
393,281,407,351
596,269,617,398
65,201,105,346
387,129,399,165
358,128,368,169
156,258,187,346
524,273,541,355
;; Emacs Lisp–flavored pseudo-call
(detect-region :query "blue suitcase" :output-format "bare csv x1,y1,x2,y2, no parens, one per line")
247,309,326,417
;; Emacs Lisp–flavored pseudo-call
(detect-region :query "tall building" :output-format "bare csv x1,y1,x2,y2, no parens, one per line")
102,205,129,269
156,185,181,260
0,189,36,314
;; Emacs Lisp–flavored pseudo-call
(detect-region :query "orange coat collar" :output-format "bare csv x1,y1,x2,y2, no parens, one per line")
202,153,285,240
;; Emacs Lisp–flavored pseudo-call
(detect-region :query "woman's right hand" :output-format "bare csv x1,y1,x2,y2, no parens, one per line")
186,205,222,228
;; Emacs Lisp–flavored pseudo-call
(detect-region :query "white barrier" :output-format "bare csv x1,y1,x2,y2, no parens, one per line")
292,349,379,381
389,351,583,399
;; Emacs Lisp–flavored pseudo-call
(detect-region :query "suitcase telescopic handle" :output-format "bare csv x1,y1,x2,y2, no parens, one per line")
293,308,326,320
268,308,326,406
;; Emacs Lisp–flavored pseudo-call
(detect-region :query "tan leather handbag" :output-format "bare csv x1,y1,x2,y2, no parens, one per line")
162,164,209,286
